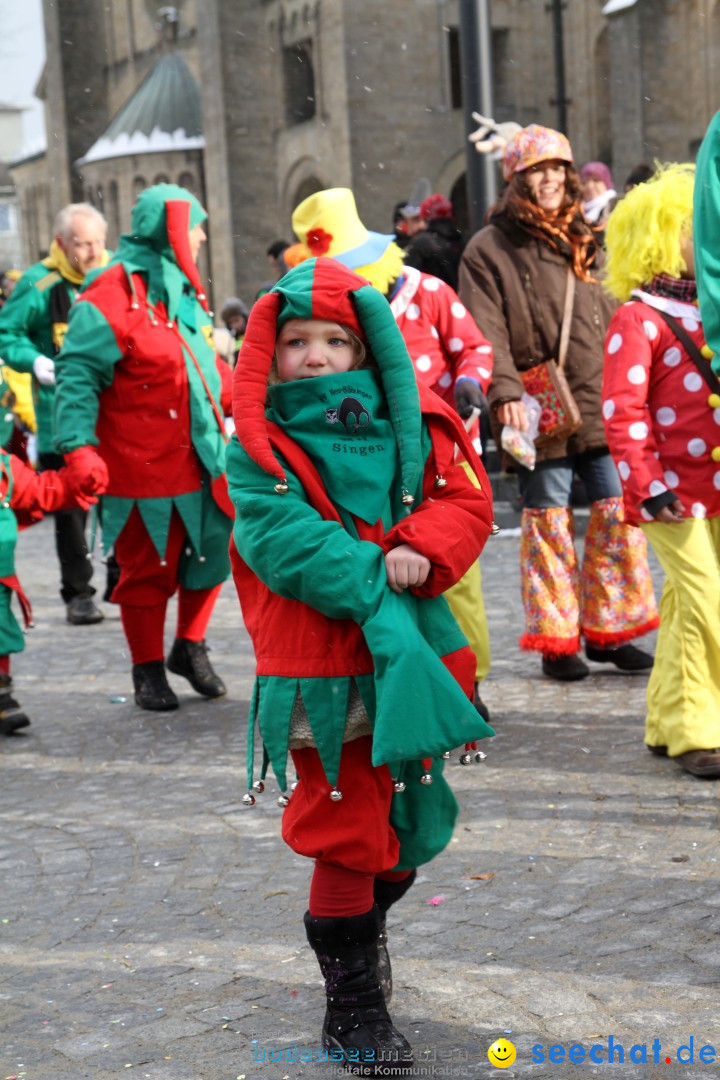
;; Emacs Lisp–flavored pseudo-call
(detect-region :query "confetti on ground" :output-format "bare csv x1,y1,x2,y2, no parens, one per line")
470,872,495,880
426,895,446,906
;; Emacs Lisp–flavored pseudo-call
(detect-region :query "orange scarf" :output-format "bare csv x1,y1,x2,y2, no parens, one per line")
512,196,598,283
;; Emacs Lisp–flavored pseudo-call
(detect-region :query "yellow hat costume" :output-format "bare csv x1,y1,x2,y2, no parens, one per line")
290,188,405,295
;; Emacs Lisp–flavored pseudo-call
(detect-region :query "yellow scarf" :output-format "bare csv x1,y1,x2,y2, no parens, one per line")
42,239,110,286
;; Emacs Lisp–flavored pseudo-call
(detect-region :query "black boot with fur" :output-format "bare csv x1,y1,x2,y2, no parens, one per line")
373,870,417,1004
304,906,413,1076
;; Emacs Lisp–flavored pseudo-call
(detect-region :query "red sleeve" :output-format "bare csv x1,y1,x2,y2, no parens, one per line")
9,457,78,525
428,279,494,393
381,410,494,597
216,355,233,416
602,303,665,514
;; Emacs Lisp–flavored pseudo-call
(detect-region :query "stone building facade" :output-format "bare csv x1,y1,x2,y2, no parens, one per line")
9,0,720,306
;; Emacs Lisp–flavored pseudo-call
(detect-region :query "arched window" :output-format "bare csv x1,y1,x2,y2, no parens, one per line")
153,173,170,186
293,175,323,207
178,171,196,195
132,176,147,199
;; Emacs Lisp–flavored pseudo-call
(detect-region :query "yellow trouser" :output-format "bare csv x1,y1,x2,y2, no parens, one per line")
444,558,490,681
443,460,491,682
641,516,720,757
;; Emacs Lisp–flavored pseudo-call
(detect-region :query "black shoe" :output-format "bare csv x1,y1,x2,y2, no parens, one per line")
305,907,413,1075
166,638,226,698
585,643,654,671
66,596,104,625
0,679,30,735
473,683,491,724
542,653,590,681
373,871,416,1006
132,661,179,711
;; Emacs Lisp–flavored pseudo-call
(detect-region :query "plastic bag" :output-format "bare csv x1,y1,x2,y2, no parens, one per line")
500,393,542,469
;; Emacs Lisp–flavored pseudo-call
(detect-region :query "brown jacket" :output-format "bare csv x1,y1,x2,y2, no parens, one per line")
459,219,617,461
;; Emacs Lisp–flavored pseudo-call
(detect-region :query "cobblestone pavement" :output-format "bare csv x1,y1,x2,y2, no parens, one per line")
2,518,719,1080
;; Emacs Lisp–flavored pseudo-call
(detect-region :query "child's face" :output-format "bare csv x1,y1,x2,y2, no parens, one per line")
275,319,357,382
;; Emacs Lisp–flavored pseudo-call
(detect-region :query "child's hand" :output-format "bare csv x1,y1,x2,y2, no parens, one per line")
384,544,431,594
654,499,685,523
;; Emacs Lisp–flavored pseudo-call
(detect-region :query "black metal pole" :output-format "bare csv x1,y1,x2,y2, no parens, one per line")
551,0,568,134
459,0,496,235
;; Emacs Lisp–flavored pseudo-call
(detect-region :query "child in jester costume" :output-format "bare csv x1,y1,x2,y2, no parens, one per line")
227,257,494,1072
0,375,101,734
53,184,233,711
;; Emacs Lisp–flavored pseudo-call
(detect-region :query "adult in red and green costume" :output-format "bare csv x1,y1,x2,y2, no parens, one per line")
0,203,109,624
227,257,494,1070
53,184,233,711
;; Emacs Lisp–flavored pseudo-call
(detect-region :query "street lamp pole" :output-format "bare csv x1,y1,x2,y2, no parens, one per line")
459,0,497,235
550,0,568,134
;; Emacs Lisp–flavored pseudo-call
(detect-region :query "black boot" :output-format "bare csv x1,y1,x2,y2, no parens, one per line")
132,661,179,711
166,638,227,698
373,870,417,1004
0,677,30,735
304,907,413,1075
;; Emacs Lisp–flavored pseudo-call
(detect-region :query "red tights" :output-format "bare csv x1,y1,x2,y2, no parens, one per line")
308,860,415,918
121,584,222,665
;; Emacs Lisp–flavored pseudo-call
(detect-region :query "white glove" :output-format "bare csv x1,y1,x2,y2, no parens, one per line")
33,355,56,385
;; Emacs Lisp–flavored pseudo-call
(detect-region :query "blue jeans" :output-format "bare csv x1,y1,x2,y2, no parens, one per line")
517,450,621,509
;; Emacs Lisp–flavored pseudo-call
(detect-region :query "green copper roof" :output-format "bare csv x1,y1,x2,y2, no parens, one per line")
77,52,204,166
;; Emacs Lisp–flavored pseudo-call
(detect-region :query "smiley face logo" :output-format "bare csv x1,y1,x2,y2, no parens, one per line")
488,1038,517,1068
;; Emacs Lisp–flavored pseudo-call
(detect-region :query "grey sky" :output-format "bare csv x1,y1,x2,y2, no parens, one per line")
0,0,46,154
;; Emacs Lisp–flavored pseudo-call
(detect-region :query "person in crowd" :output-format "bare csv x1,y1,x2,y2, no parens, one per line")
53,184,233,712
289,187,495,720
623,163,654,193
403,193,465,290
227,256,494,1072
392,200,425,250
602,162,720,779
459,124,658,681
0,375,103,735
214,296,249,367
0,204,109,625
579,161,617,227
267,239,290,278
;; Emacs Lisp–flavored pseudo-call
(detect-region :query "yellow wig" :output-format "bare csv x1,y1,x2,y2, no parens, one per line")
603,163,695,301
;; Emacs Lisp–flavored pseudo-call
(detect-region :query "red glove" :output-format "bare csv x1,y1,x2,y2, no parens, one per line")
64,447,110,499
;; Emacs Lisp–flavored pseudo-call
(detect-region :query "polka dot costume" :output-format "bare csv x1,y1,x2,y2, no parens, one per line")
601,294,720,524
390,266,494,412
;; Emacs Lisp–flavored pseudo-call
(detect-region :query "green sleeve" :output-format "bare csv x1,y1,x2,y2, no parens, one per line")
695,112,720,376
0,273,52,370
227,435,386,623
54,299,124,452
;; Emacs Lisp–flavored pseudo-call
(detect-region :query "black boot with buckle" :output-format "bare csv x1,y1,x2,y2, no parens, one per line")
373,870,417,1004
166,638,227,698
304,907,413,1076
132,661,179,711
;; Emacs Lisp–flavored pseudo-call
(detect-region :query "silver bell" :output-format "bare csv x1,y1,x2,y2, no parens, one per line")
460,752,474,766
290,779,300,792
474,750,487,763
419,773,433,785
441,751,451,760
277,794,290,808
252,780,265,793
392,779,406,793
329,788,343,802
241,792,255,807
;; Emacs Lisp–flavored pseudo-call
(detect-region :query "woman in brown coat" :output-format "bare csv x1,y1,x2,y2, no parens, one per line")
459,124,658,680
